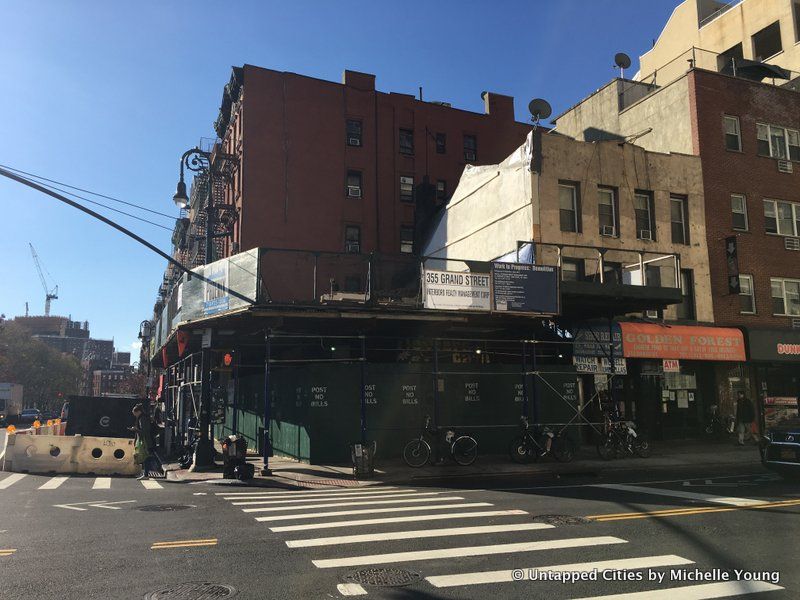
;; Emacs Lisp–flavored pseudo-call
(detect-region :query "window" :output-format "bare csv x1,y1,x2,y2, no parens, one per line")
731,194,748,231
463,134,477,162
757,123,800,159
634,192,655,240
400,226,414,254
752,21,782,61
559,183,579,232
344,225,361,254
771,278,800,315
598,187,617,236
399,176,414,203
739,274,755,314
645,264,662,287
346,171,362,198
436,180,447,202
561,259,584,282
435,132,446,154
717,43,744,71
723,116,741,151
675,269,695,320
603,261,623,285
795,1,800,42
346,119,362,146
399,128,414,155
763,199,800,236
670,195,689,245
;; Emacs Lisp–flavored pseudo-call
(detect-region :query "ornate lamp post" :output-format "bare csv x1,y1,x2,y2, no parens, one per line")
172,147,237,469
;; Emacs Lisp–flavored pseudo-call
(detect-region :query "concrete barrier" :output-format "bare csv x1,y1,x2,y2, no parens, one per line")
2,433,137,476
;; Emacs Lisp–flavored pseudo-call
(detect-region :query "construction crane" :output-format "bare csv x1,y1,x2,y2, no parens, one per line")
29,243,59,316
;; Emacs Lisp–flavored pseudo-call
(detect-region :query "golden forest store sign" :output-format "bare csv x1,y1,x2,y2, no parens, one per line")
619,323,746,362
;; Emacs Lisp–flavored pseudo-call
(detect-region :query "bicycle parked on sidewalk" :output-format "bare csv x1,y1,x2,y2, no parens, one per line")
596,416,651,460
508,416,576,463
402,416,478,467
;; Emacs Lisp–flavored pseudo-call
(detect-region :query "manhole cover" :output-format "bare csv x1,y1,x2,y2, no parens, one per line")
532,514,591,526
144,582,237,600
342,568,421,588
138,504,195,512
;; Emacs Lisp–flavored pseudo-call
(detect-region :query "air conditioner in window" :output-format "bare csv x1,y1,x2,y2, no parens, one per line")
777,160,793,173
639,229,652,240
601,225,616,237
785,237,800,251
348,137,361,147
347,186,362,198
464,151,476,162
345,242,360,253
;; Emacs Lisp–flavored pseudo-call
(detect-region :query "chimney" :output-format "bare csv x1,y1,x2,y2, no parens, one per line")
342,70,376,92
482,91,514,120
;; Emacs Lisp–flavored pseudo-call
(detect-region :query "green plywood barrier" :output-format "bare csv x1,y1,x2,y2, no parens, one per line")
224,362,581,464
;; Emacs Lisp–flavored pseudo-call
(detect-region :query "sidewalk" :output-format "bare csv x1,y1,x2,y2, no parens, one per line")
169,438,766,489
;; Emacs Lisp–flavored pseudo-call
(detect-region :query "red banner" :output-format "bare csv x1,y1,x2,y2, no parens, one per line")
619,323,745,362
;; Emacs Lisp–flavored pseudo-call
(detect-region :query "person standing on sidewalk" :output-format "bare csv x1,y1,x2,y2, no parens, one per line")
736,391,756,446
130,403,154,479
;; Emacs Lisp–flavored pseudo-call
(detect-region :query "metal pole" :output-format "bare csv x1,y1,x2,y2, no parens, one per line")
521,341,529,418
432,339,440,427
359,336,367,445
608,316,616,413
530,338,539,422
232,347,239,435
261,332,272,476
191,347,215,469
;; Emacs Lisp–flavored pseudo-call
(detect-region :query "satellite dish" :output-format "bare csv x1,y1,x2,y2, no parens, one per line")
614,53,632,69
528,98,552,123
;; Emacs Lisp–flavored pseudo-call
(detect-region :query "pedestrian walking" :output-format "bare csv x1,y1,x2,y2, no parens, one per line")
130,403,153,479
735,391,756,445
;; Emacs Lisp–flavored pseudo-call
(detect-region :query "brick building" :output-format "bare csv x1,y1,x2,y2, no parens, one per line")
211,65,531,259
555,64,800,426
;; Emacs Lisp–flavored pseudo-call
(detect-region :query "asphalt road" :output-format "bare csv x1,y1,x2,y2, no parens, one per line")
0,462,798,600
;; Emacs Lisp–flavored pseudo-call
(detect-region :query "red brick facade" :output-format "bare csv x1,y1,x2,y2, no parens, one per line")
216,65,531,258
690,70,800,328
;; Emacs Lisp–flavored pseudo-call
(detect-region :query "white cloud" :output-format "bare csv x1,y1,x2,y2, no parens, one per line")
130,340,142,351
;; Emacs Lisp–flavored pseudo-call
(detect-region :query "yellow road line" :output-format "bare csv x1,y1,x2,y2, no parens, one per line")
0,549,17,556
151,538,218,549
589,499,800,522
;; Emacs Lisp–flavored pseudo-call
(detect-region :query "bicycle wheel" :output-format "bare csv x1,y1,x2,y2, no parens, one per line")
508,436,536,464
402,439,431,468
452,435,478,466
597,435,616,461
633,437,651,458
553,434,576,463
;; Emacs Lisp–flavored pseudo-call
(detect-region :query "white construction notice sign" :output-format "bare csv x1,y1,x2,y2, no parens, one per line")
423,269,491,311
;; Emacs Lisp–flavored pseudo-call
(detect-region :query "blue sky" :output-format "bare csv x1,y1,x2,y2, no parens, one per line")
0,0,677,356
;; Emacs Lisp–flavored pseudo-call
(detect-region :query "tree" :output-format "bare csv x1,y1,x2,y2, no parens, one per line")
0,320,83,412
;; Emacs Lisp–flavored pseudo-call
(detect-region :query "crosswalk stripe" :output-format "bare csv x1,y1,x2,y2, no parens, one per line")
216,486,398,497
590,484,763,507
140,479,163,490
232,491,442,506
255,502,493,523
38,476,69,490
223,489,415,501
426,554,694,588
92,478,111,490
270,509,528,533
286,522,554,548
336,583,368,596
242,496,464,513
570,580,782,599
0,474,26,489
312,536,627,569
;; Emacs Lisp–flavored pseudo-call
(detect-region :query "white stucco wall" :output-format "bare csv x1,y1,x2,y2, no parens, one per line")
423,133,535,261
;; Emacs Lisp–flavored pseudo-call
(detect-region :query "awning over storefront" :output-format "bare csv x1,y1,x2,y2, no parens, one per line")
619,322,746,362
747,329,800,362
